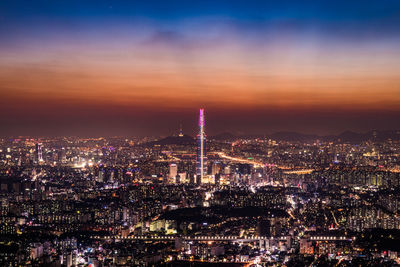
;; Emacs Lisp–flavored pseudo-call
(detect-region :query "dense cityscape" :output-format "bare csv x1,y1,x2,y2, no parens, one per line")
1,109,400,266
2,1,400,266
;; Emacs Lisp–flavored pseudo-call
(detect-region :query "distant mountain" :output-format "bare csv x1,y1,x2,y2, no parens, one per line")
269,132,319,142
333,130,400,143
332,131,367,143
210,132,237,140
209,130,400,143
375,130,400,141
145,134,195,146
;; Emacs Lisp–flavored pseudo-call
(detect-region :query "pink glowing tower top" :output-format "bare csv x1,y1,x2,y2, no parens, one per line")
199,108,205,127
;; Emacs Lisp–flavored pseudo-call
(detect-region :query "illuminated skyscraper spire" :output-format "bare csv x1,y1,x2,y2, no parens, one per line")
196,109,206,182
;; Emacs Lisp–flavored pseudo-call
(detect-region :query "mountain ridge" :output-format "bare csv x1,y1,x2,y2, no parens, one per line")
210,130,400,143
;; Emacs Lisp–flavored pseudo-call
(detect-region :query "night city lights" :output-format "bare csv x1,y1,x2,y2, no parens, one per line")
1,1,400,266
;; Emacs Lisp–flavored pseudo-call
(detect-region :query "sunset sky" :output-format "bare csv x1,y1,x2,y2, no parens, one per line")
1,0,400,136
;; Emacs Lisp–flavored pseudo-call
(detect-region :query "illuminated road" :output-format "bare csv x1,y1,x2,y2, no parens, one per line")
331,210,339,227
287,210,296,220
216,152,264,167
283,169,314,174
217,152,315,174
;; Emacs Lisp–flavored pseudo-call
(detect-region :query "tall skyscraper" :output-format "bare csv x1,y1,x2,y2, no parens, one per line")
35,143,43,163
211,161,221,175
169,163,178,179
196,109,206,181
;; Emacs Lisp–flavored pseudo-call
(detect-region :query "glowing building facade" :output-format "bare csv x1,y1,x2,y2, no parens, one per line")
36,143,43,163
169,163,178,179
196,109,206,181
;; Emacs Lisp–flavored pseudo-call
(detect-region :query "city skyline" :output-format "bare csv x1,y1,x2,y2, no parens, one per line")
1,0,400,136
1,111,399,266
1,2,400,266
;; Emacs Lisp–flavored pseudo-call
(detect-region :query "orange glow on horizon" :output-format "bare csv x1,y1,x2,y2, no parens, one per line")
1,36,400,120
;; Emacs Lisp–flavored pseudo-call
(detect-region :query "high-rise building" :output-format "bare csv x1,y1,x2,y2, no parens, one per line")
97,169,105,183
35,143,43,163
196,109,206,181
169,163,178,179
211,161,221,175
